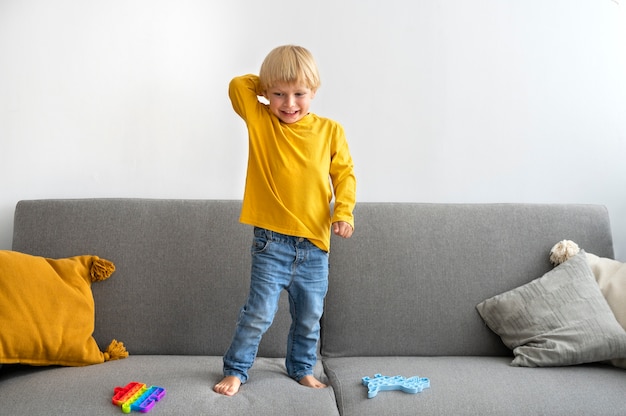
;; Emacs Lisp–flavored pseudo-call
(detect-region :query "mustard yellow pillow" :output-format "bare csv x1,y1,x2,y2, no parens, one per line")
0,250,128,366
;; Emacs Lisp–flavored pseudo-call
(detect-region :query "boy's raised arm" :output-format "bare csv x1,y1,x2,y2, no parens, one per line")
228,74,265,122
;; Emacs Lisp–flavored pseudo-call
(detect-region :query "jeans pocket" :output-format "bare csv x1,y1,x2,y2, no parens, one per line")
251,234,270,255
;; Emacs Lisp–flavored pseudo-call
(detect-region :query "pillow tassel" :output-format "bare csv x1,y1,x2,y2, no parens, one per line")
90,258,116,282
103,339,129,362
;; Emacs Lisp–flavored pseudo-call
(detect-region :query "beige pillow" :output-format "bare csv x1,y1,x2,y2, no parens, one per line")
586,253,626,368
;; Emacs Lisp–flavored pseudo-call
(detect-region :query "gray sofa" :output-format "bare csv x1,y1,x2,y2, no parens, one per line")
1,199,625,415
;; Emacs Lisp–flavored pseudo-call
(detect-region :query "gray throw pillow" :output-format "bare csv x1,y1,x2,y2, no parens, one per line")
476,251,626,367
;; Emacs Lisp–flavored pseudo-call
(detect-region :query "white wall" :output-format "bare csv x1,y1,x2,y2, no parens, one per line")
1,0,625,259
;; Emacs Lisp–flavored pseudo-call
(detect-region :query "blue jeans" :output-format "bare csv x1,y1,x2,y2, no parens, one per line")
222,227,329,383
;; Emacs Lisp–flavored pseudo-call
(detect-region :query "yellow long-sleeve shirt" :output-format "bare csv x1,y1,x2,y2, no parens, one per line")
229,74,356,252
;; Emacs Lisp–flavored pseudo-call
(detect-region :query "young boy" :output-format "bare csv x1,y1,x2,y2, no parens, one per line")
213,45,356,396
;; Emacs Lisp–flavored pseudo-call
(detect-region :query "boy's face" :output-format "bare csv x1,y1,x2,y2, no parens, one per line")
264,81,316,124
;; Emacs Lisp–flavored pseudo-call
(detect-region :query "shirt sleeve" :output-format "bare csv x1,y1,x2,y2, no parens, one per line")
329,124,357,228
228,74,265,122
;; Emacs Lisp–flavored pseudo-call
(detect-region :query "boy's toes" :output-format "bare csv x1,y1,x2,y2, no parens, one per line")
214,376,242,396
298,375,327,389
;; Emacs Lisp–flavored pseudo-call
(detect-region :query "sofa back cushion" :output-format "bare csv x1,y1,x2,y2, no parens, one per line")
12,199,291,357
321,203,614,357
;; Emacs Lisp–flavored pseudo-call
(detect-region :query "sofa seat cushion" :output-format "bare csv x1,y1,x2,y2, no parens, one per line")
323,356,626,416
0,356,338,416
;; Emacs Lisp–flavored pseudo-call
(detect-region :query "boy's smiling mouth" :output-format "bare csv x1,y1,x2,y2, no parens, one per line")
280,110,300,120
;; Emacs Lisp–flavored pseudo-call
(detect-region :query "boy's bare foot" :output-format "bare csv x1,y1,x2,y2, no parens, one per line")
298,375,327,389
213,376,242,396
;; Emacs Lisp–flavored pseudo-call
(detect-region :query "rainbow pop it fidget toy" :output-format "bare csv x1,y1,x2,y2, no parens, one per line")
112,382,166,413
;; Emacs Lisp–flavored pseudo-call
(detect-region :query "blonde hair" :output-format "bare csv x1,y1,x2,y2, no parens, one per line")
259,45,321,92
